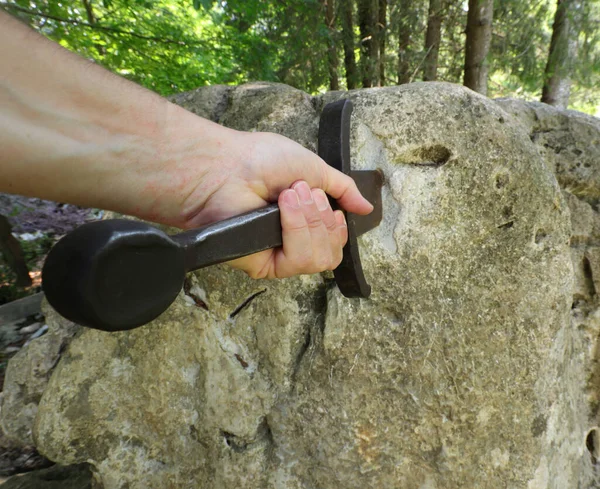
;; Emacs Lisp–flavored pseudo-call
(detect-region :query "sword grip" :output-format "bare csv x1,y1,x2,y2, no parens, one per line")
174,204,281,272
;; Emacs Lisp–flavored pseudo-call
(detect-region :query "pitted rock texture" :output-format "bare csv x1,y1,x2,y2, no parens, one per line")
29,83,590,488
1,301,80,447
495,99,600,202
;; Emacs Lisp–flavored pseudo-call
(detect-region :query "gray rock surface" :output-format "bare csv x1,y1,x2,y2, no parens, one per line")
497,101,600,488
1,301,80,446
495,99,600,202
7,82,596,488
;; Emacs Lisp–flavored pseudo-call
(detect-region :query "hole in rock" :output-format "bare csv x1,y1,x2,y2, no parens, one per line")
234,353,249,369
497,221,514,230
534,229,548,244
416,145,452,166
183,277,208,310
495,173,510,189
586,428,599,462
222,431,248,452
229,289,266,319
582,256,596,297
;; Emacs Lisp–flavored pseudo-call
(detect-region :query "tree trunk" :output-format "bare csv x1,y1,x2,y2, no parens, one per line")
378,0,387,86
323,0,340,90
541,0,577,108
397,0,412,84
340,0,359,89
358,0,378,87
463,0,494,95
81,0,105,56
423,0,443,81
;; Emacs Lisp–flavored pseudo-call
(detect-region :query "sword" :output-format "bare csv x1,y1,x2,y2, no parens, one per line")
41,100,383,332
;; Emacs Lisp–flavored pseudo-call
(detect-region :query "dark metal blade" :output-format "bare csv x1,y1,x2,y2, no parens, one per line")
351,170,384,237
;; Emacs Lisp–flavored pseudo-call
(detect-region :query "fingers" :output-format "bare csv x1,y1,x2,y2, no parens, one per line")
275,181,347,279
320,164,374,216
248,132,373,217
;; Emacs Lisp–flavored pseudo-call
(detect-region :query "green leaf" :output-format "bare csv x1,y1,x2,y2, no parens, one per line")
193,0,214,11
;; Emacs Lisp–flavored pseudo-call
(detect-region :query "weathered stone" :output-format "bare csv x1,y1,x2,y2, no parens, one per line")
172,82,319,152
168,85,232,122
29,83,593,488
495,98,600,202
1,300,80,446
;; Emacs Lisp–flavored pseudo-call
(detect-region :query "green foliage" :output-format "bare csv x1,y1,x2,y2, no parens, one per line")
1,0,598,112
490,0,553,98
4,0,242,94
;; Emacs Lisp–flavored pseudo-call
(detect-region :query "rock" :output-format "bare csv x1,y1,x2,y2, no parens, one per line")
171,82,319,152
1,300,80,447
498,100,600,484
495,98,600,202
1,463,95,489
169,84,232,122
28,82,592,488
19,323,42,335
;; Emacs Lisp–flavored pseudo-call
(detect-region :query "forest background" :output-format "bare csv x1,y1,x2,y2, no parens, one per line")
1,0,599,114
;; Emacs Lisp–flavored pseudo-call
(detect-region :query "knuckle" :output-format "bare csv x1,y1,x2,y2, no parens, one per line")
305,214,323,229
331,250,343,270
314,252,333,271
325,218,338,232
286,221,308,232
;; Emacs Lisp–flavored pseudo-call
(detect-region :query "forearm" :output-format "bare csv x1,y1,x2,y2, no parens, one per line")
0,10,235,224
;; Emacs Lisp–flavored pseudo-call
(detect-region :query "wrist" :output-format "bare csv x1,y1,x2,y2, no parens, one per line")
132,103,244,227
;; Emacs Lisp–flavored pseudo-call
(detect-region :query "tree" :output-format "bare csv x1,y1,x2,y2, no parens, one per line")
3,0,597,114
541,0,578,108
2,0,226,95
378,0,387,86
463,0,494,95
423,0,443,81
394,0,415,84
358,0,378,87
340,0,359,89
323,0,340,90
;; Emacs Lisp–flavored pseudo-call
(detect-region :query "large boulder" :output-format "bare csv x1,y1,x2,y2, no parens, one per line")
14,82,596,488
496,99,600,488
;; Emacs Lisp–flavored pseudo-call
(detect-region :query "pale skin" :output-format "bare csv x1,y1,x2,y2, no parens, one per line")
0,10,373,280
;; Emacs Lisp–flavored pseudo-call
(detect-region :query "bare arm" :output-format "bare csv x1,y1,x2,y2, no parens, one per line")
0,10,373,279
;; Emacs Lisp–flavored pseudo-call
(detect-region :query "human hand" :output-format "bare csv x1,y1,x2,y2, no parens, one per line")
152,125,373,279
0,11,371,281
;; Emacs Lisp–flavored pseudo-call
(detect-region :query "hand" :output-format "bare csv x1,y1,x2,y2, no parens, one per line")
159,129,373,279
148,126,372,278
0,10,373,280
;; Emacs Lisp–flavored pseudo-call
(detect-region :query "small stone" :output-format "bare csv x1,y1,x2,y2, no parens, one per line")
23,325,49,347
19,323,42,335
4,346,20,354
